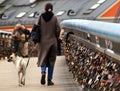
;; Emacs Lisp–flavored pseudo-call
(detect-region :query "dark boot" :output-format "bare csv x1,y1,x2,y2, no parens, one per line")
41,72,46,85
48,80,54,86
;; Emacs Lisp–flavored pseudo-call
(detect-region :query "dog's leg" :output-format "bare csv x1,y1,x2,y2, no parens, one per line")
18,72,22,86
21,71,26,85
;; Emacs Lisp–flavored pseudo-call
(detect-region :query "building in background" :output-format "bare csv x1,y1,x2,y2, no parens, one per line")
0,0,120,31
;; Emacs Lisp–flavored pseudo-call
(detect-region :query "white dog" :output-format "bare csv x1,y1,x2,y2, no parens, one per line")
8,53,29,86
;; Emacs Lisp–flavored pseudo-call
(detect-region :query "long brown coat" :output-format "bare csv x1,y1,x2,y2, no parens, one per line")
37,15,61,67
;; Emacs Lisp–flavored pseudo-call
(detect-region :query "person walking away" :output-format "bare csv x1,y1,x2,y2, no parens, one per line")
12,24,30,57
36,3,61,86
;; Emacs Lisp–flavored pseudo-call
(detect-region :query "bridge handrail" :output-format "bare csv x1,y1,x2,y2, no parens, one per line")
61,19,120,43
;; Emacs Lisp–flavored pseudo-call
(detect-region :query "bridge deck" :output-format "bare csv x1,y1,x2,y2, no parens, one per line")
0,56,82,91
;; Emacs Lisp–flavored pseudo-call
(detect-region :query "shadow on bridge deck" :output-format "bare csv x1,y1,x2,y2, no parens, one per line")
0,56,82,91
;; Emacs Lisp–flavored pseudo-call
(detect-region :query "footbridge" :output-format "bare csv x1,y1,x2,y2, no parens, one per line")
0,19,120,91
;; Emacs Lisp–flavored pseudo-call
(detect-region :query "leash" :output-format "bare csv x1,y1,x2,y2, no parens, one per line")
26,42,37,69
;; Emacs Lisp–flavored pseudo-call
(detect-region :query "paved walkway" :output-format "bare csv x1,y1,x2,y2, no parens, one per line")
0,56,82,91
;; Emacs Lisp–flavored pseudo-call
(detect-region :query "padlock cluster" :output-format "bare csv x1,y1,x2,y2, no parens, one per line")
0,33,13,60
62,33,120,91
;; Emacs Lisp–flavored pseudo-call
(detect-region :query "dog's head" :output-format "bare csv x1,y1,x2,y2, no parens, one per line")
8,52,17,62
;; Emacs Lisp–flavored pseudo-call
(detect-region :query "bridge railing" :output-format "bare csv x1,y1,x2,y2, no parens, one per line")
61,19,120,63
60,19,120,91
